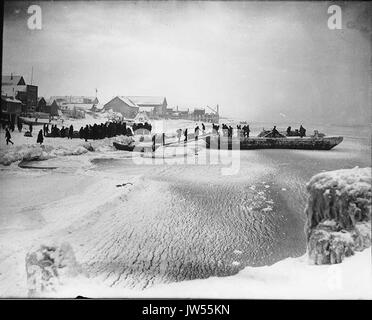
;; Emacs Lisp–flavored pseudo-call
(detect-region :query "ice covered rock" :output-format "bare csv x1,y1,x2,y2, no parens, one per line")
0,142,94,166
305,167,371,265
25,242,81,297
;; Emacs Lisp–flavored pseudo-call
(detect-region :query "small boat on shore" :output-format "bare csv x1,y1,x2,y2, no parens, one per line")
205,135,343,150
113,142,135,151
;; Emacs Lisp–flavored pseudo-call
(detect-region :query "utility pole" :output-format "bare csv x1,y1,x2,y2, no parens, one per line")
31,66,34,85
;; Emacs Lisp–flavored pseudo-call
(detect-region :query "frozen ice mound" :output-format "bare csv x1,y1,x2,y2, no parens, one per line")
25,242,82,297
0,143,92,165
305,167,371,264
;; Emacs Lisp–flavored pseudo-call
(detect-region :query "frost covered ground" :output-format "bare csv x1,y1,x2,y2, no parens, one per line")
50,248,372,299
0,116,370,298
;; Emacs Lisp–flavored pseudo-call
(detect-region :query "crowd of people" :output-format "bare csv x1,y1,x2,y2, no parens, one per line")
219,123,250,138
132,122,152,133
78,122,132,141
3,117,309,148
2,120,136,146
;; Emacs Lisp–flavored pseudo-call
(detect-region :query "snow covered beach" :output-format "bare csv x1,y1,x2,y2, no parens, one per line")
0,116,371,298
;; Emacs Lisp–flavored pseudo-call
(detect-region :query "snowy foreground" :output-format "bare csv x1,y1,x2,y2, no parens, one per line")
40,248,371,299
0,115,371,299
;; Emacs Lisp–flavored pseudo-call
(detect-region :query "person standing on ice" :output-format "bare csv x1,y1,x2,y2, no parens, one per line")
37,129,44,145
202,123,205,134
5,128,14,145
68,125,74,139
83,125,89,141
184,128,188,143
194,125,200,142
152,134,156,153
299,125,306,138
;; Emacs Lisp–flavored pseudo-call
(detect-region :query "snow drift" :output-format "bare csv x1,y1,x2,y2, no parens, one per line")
0,144,90,166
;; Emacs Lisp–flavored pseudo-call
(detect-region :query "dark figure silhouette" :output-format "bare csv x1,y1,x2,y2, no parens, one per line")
271,126,280,137
69,125,74,139
184,128,188,143
195,125,200,142
5,128,14,145
79,127,84,139
286,126,292,136
152,134,156,152
61,126,66,138
29,124,33,134
37,129,44,145
299,125,306,138
246,125,250,137
84,125,89,141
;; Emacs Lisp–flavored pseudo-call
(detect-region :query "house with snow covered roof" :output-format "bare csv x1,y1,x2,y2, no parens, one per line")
2,74,38,113
103,96,167,119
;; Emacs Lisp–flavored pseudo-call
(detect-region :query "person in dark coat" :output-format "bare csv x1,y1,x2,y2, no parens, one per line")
271,126,280,137
184,128,188,143
286,126,292,136
79,126,84,139
299,125,306,138
37,129,44,145
29,123,33,134
69,125,74,139
5,128,14,145
152,134,156,152
202,123,205,134
195,125,200,142
84,125,89,141
60,126,65,138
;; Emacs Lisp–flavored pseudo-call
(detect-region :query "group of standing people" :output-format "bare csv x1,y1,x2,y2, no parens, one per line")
78,121,131,142
286,125,306,137
132,122,152,133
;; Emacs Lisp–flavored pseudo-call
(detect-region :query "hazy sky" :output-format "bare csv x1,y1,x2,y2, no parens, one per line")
2,1,371,124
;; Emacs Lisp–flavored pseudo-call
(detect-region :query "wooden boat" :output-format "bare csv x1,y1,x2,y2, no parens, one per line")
205,135,343,150
113,142,135,151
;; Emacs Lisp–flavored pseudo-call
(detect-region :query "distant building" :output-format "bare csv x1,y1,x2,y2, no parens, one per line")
168,107,190,119
103,96,138,118
193,108,205,121
127,96,167,117
37,97,47,112
42,100,59,117
1,75,38,113
1,95,22,125
104,96,167,118
47,96,98,117
90,104,105,113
